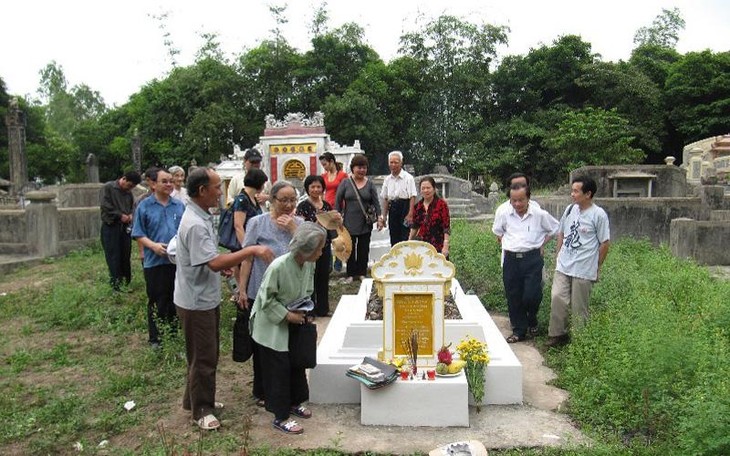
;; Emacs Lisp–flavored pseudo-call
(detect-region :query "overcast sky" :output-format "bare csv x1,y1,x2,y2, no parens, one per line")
2,0,728,107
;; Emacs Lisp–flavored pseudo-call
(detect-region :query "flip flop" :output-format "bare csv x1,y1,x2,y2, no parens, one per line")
195,414,220,430
506,334,526,343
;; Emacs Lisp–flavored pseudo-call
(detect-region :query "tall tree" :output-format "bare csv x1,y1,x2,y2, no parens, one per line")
543,107,645,177
664,50,730,143
399,15,508,172
297,22,381,113
633,7,685,48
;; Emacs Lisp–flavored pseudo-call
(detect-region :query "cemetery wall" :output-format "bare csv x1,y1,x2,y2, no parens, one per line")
58,207,100,253
570,165,690,197
538,197,708,246
43,184,103,208
670,219,730,265
0,209,28,253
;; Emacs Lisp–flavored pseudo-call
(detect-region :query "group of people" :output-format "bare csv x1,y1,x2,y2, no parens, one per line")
98,148,609,436
492,173,610,347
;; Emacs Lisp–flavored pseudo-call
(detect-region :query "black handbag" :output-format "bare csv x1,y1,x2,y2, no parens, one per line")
348,177,378,225
288,322,317,369
232,307,253,362
218,205,240,251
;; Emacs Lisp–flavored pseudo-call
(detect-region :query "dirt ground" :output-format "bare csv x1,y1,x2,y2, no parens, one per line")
150,307,586,454
1,264,586,455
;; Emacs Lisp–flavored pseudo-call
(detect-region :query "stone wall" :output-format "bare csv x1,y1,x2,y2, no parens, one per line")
671,219,730,265
42,183,103,208
58,207,100,253
570,165,690,197
0,209,27,253
0,192,100,257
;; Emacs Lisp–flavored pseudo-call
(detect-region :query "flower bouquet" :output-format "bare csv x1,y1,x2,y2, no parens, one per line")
456,336,490,412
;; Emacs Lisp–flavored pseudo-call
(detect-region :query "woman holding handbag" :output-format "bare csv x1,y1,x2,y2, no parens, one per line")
296,175,341,317
249,222,327,434
334,154,382,283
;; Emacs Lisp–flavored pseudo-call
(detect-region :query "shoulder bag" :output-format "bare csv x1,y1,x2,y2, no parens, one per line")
348,177,378,225
232,307,253,362
218,205,240,251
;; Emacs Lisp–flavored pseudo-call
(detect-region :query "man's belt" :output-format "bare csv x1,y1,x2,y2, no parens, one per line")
504,248,540,259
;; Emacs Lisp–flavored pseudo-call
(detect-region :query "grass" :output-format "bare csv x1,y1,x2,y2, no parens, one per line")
1,228,729,455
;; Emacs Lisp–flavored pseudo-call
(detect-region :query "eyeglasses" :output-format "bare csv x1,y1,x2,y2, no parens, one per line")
274,197,297,204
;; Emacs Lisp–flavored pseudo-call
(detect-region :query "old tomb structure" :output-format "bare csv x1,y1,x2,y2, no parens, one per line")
310,241,522,427
216,112,364,195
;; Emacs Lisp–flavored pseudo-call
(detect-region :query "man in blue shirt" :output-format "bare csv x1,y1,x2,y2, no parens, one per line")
132,168,185,348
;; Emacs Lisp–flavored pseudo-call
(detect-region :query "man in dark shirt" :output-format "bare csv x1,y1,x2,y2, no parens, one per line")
100,171,141,290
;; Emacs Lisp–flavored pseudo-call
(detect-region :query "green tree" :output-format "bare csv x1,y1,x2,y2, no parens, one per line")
634,7,685,48
664,50,730,143
297,22,382,113
399,15,508,172
543,107,645,177
577,61,664,155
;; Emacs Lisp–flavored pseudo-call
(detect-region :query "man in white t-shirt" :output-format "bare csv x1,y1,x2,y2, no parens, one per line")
547,176,610,347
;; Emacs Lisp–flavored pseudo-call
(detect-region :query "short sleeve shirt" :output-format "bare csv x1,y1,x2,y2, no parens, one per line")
556,203,610,281
242,214,303,298
173,202,221,310
131,195,185,268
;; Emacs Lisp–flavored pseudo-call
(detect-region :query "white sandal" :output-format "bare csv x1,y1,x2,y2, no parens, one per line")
196,414,220,430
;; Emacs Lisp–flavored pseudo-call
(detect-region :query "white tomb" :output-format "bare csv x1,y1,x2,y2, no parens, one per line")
309,241,523,426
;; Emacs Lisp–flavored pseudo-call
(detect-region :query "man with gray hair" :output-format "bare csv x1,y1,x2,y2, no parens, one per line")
380,150,417,246
174,167,274,431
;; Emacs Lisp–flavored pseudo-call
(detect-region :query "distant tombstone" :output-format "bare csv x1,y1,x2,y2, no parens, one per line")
85,153,99,183
5,97,28,196
131,129,142,173
370,241,455,368
488,181,500,203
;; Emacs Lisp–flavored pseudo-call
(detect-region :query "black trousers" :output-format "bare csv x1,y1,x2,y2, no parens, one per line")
503,249,544,337
347,232,371,278
101,223,132,289
250,299,265,402
388,199,410,246
144,264,178,344
312,243,332,316
258,343,309,421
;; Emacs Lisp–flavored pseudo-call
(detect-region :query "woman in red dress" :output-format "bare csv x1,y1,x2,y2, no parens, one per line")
409,176,451,258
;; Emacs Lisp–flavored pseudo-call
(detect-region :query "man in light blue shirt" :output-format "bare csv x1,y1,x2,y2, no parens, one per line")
547,176,610,347
132,168,185,348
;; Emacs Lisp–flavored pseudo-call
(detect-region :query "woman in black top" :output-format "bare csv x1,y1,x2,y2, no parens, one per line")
296,175,338,317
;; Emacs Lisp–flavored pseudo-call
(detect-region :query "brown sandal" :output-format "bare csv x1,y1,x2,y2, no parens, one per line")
506,334,525,343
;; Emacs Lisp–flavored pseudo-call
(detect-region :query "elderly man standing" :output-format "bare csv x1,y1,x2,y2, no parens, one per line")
547,176,610,347
492,185,558,343
100,170,141,291
380,151,417,246
226,148,267,206
132,168,185,349
174,167,274,431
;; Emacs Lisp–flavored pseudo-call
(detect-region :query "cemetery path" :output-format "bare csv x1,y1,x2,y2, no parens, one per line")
215,312,587,454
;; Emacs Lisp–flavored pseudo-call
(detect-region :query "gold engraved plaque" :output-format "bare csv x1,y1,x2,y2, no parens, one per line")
283,159,306,180
270,143,316,154
393,293,433,356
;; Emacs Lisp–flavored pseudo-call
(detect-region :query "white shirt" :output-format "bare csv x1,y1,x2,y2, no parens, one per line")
380,169,417,201
492,201,559,252
556,203,610,281
494,198,541,219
